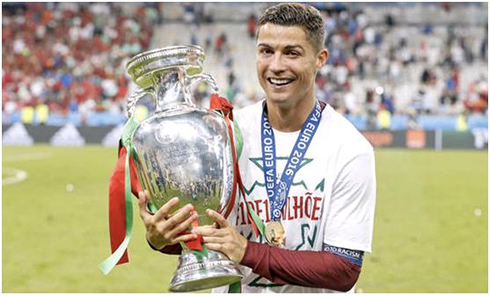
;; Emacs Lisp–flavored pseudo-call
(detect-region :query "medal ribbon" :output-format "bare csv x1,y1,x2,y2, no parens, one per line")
261,101,322,221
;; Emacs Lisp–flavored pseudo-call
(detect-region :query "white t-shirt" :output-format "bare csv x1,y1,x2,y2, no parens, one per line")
213,100,376,293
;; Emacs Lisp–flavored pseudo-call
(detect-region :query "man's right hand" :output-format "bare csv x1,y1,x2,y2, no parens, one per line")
138,191,198,250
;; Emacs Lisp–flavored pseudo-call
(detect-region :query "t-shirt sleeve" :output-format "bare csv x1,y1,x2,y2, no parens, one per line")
323,150,376,253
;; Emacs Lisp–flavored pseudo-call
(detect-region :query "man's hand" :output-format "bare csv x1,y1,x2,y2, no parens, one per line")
138,191,198,250
193,209,248,263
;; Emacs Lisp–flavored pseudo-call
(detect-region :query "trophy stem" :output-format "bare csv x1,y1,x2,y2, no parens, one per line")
169,249,243,292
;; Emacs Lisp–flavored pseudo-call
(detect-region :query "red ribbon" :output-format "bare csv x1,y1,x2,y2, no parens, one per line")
209,94,234,119
108,143,142,265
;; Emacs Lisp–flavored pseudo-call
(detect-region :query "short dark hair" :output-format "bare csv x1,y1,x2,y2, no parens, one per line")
258,3,325,52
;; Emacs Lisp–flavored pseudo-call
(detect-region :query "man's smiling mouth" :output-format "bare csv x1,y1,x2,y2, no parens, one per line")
268,78,294,86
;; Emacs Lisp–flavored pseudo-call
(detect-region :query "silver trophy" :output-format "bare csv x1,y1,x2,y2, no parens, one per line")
126,45,242,292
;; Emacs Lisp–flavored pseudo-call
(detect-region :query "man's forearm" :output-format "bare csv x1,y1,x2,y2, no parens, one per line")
240,241,361,292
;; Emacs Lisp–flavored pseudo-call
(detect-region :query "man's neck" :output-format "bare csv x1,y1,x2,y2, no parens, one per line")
266,98,316,132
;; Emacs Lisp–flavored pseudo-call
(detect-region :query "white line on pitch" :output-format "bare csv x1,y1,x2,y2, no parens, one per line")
3,152,53,163
2,167,28,186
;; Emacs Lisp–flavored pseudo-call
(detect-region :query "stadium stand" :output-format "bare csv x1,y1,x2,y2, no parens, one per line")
2,2,487,131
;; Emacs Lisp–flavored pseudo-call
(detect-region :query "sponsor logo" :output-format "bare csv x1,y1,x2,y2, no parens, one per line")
2,123,34,146
472,128,488,149
102,124,124,147
361,131,394,147
50,123,85,146
406,129,426,148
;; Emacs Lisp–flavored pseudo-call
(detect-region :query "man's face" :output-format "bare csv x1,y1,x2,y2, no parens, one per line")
256,24,328,108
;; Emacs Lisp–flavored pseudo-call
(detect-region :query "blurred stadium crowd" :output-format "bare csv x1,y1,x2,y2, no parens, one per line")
2,2,488,131
2,2,162,125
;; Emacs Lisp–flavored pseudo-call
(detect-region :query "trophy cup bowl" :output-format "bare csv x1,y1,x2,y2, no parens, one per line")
126,45,242,292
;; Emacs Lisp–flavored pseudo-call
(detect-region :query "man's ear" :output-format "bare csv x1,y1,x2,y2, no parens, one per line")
316,48,329,70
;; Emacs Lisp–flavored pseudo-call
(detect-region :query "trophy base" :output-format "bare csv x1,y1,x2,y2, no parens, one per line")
169,249,243,292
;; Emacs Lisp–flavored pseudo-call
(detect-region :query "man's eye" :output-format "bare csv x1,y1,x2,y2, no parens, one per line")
260,48,273,55
286,51,299,57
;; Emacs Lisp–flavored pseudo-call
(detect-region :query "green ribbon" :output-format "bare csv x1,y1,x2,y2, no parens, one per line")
228,281,241,293
191,244,209,260
233,119,243,160
248,203,266,237
99,117,140,275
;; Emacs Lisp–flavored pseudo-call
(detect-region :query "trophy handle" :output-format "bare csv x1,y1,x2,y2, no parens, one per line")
127,86,155,118
185,73,219,95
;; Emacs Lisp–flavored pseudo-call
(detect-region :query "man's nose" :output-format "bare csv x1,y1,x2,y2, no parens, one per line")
269,53,286,73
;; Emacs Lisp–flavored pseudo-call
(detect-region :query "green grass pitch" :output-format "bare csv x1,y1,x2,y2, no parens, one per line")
2,145,487,292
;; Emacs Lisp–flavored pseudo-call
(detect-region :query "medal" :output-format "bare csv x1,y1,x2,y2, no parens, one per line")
265,221,285,246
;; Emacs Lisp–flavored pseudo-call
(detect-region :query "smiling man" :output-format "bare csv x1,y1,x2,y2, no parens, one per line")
255,12,328,133
138,3,376,293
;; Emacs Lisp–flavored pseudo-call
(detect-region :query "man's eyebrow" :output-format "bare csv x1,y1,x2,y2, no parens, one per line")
257,43,272,48
284,44,305,51
257,43,305,51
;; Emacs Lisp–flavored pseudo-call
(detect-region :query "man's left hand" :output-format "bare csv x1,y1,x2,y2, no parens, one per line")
193,209,247,263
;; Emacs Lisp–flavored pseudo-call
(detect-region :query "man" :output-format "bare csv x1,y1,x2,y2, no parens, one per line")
138,3,376,293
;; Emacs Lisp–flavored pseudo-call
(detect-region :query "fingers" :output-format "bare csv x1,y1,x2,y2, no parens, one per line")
172,232,199,244
194,227,226,253
201,235,225,244
138,194,204,250
193,224,225,237
164,204,195,228
203,243,224,254
166,210,198,240
152,197,180,222
206,209,230,228
196,224,248,263
138,191,152,223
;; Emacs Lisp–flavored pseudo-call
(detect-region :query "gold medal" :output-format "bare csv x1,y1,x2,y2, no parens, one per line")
265,221,285,246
